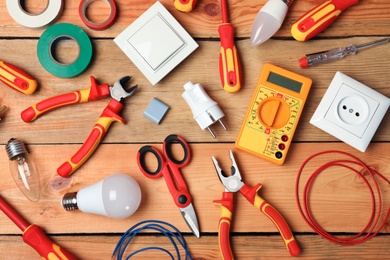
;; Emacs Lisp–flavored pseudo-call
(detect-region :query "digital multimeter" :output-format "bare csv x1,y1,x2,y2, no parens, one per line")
235,63,312,165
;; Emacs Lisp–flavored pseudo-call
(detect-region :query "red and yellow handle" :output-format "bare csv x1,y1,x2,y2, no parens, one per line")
23,225,78,260
240,184,301,256
291,0,359,41
0,196,77,260
21,76,110,122
173,0,198,13
0,61,37,95
219,23,242,93
213,192,234,260
57,99,125,178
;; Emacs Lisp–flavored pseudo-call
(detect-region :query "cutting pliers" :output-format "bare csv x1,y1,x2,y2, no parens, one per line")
21,76,138,178
212,150,300,258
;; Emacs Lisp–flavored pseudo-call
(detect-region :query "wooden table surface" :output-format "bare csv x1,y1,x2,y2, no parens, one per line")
0,0,389,259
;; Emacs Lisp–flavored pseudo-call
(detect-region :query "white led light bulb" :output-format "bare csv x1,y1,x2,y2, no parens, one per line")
61,173,142,219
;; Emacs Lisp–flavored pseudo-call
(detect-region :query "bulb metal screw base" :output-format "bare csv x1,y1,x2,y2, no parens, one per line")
61,192,79,211
5,138,27,160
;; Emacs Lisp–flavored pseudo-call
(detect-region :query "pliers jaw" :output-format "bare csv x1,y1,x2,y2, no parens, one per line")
110,76,138,102
212,150,244,193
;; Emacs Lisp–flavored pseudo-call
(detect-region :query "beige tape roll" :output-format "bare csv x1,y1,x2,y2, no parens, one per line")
6,0,64,29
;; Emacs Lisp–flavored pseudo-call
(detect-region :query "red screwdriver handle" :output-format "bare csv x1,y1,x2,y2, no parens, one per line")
213,192,234,260
21,76,110,122
174,0,198,12
219,23,242,93
0,196,77,260
291,0,359,41
240,184,301,257
0,61,37,95
23,225,78,260
57,99,125,178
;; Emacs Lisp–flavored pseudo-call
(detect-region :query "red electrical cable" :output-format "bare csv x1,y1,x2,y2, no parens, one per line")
295,150,390,245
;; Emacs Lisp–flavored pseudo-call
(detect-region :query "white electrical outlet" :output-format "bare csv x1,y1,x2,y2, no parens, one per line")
310,72,390,152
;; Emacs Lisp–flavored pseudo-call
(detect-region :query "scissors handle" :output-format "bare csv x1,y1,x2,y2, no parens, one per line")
137,134,193,208
137,146,165,178
163,134,191,167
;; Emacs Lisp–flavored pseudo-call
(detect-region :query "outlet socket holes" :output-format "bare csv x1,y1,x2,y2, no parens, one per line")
337,95,369,125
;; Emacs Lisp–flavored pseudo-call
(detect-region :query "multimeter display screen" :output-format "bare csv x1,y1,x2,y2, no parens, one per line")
267,72,303,93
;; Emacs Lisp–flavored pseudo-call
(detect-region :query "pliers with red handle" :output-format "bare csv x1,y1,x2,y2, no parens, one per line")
212,150,301,258
21,76,138,178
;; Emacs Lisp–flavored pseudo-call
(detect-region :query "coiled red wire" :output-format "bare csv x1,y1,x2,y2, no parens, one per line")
295,150,390,245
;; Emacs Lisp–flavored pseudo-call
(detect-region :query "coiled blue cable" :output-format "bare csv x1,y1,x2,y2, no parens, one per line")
112,220,193,260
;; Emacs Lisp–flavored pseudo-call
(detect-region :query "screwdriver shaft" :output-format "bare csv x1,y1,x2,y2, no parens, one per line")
300,38,390,68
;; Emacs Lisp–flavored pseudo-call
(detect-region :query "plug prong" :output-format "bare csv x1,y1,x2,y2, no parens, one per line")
207,127,217,139
219,119,228,130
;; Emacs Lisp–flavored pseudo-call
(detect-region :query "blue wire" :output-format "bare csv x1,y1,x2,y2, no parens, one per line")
112,220,193,260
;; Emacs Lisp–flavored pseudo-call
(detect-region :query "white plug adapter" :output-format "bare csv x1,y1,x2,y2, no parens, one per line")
182,81,227,138
310,72,390,152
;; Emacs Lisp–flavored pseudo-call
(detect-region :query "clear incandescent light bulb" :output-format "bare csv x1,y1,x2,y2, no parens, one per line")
61,173,142,219
5,138,41,202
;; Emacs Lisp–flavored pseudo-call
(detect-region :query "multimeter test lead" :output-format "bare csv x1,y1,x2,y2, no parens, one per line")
299,38,390,68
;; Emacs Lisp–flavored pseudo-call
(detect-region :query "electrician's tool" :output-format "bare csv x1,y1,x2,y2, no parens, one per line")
291,0,359,41
0,61,37,94
212,150,301,258
218,0,242,92
0,195,77,259
300,38,390,68
174,0,198,12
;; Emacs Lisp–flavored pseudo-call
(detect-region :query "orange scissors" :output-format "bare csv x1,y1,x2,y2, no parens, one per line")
137,134,200,238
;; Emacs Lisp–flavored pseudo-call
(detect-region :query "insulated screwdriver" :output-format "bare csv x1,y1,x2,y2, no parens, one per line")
299,38,390,68
0,195,77,259
174,0,198,12
0,61,37,95
218,0,242,93
291,0,359,42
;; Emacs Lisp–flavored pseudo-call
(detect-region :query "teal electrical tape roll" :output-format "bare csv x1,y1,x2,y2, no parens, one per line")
37,23,93,78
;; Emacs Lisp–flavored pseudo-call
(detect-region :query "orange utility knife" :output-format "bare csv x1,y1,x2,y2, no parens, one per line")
291,0,359,41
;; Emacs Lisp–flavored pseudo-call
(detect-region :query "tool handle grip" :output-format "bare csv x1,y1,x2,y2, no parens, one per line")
0,61,37,95
218,23,242,93
23,225,78,260
21,76,110,122
213,192,234,260
174,0,197,12
240,184,300,256
291,0,359,41
57,99,125,177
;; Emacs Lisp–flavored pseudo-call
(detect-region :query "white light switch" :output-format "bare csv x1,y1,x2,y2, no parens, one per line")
127,14,185,71
114,1,198,85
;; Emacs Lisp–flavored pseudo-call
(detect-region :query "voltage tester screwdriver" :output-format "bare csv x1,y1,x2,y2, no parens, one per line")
218,0,242,93
0,196,77,259
299,38,390,68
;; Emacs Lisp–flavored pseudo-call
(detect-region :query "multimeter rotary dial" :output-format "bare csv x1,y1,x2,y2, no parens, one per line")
258,97,290,129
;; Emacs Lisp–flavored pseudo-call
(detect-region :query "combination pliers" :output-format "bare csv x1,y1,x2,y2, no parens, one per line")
212,150,300,258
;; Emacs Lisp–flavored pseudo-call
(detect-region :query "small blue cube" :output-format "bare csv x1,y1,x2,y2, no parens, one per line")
144,98,170,124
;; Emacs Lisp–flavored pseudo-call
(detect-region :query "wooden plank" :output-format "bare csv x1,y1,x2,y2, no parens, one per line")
0,0,389,38
0,234,389,259
1,37,390,144
0,143,388,235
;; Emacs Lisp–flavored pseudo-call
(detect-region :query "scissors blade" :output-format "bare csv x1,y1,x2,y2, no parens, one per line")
179,203,200,238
